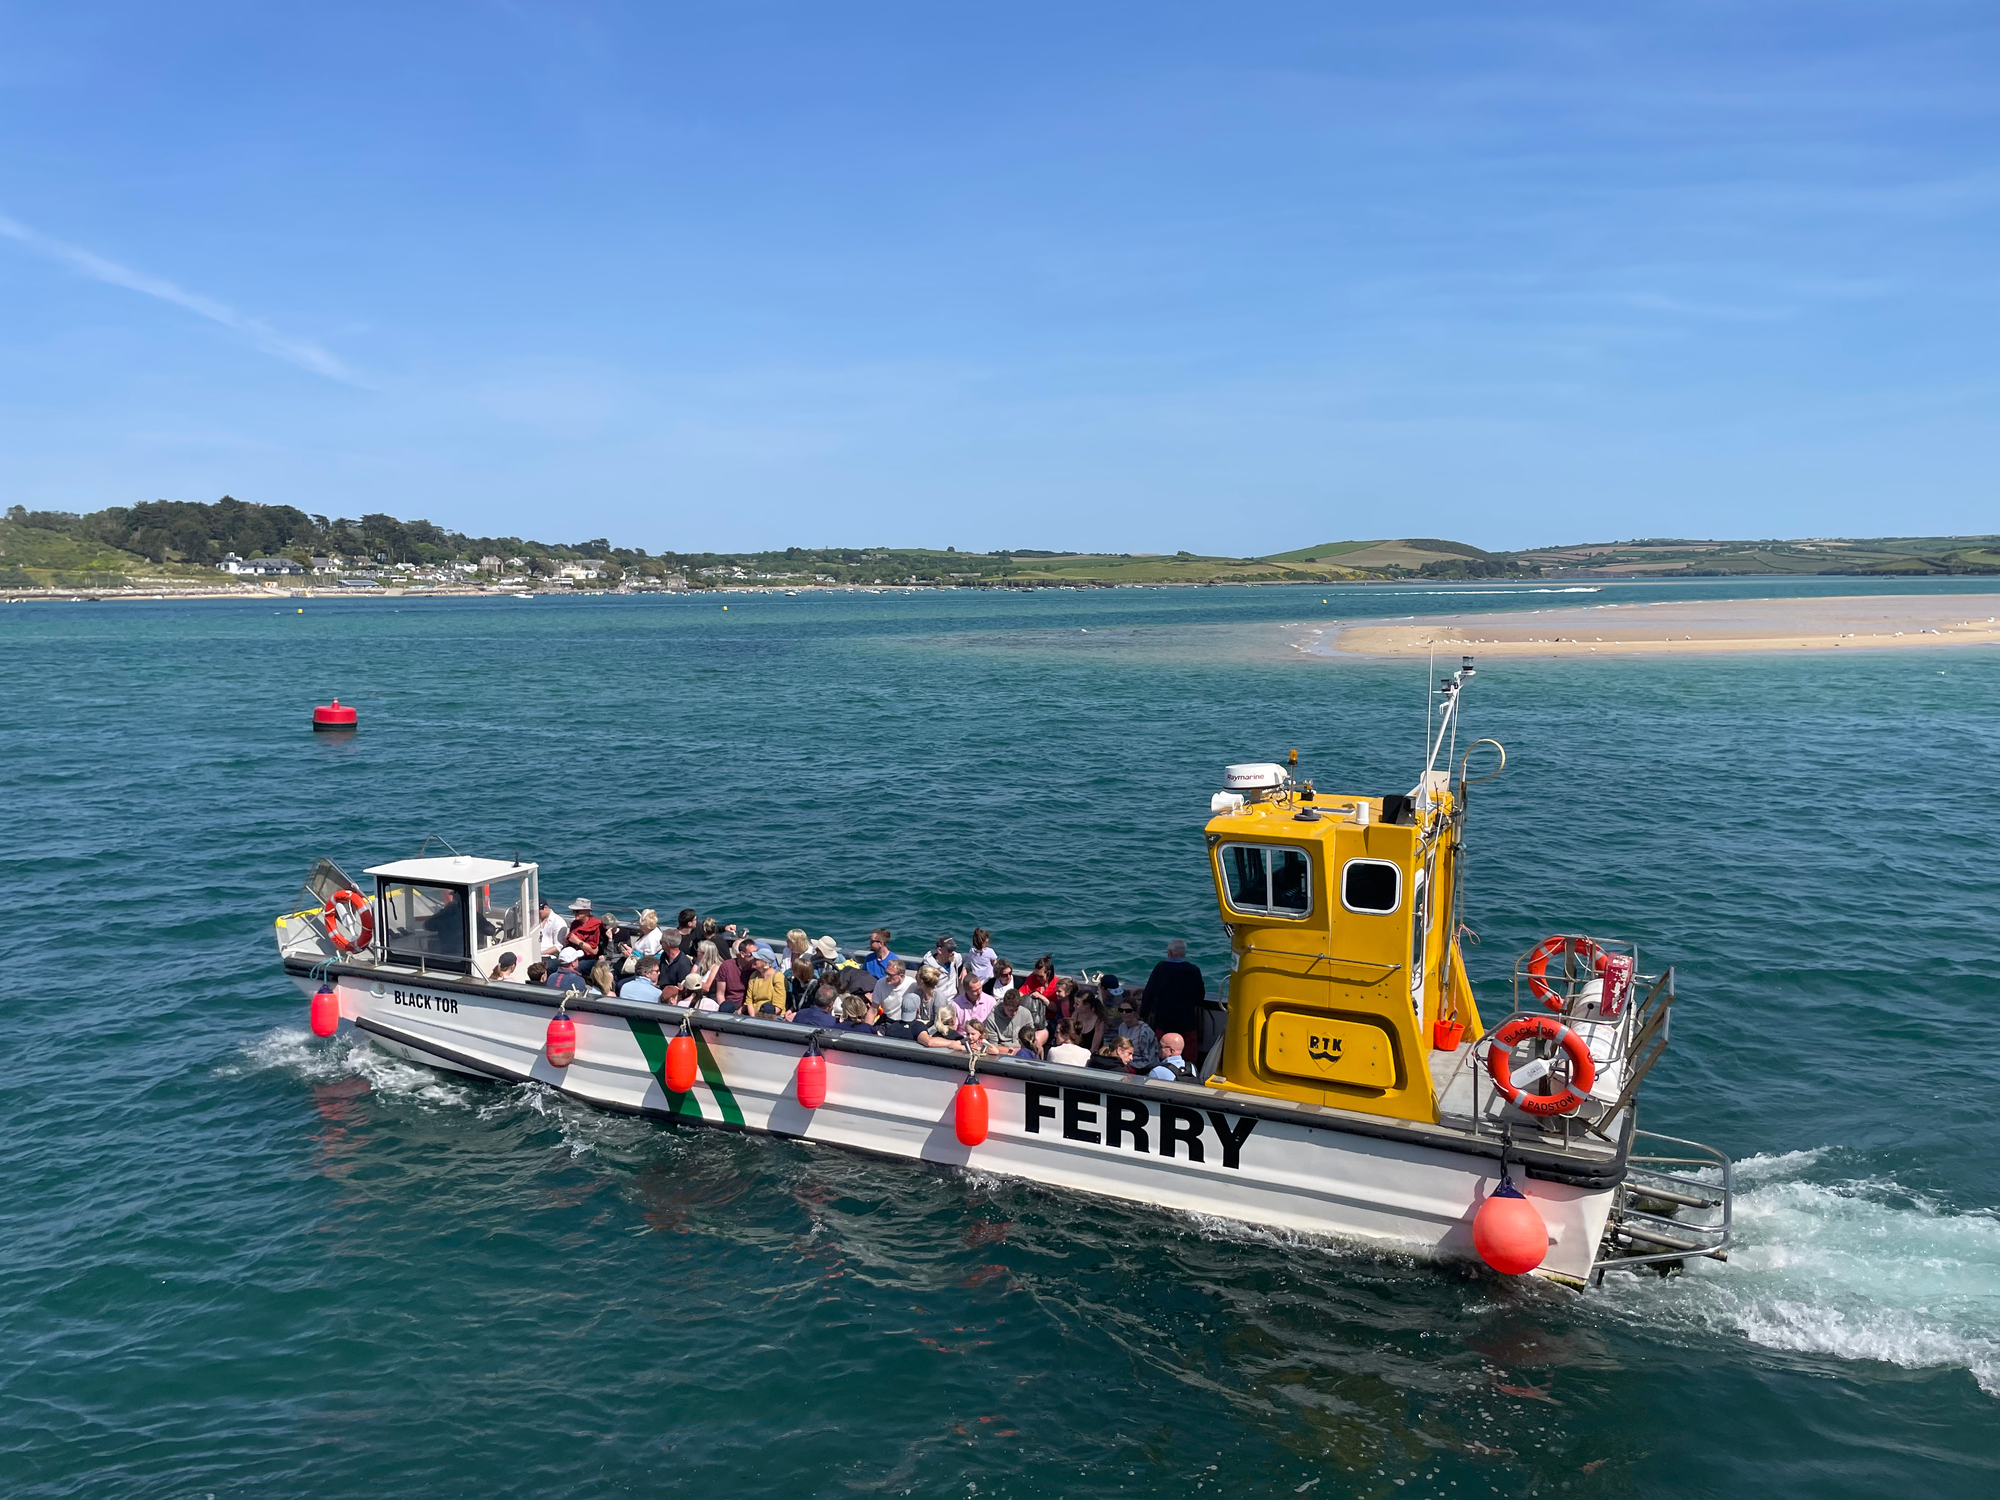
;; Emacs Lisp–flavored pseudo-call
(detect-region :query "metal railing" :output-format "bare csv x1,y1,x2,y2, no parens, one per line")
1592,1129,1733,1278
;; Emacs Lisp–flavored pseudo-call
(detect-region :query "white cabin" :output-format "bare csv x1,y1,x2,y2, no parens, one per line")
363,855,539,979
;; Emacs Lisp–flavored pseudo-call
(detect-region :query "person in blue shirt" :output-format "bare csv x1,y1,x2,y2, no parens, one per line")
789,981,843,1030
863,928,899,981
619,954,664,1002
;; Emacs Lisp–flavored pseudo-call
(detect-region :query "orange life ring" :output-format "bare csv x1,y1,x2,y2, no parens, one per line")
323,888,374,952
1487,1014,1597,1117
1525,934,1604,1011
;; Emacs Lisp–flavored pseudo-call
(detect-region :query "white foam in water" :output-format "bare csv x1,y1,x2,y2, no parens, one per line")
1605,1151,2000,1397
233,1026,476,1109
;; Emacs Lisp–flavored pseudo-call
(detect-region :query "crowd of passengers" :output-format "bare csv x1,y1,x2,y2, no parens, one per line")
486,898,1210,1083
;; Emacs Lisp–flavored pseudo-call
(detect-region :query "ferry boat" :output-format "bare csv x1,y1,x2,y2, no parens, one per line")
275,658,1730,1286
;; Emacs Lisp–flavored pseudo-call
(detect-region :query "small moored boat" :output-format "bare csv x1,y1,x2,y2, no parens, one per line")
275,658,1730,1286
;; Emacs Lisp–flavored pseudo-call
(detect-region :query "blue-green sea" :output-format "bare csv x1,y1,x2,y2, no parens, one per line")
3,577,1997,1498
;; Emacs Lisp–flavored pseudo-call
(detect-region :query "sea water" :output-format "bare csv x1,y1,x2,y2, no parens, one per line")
1,577,1996,1497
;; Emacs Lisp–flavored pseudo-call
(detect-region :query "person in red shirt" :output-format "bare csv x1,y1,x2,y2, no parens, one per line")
715,938,756,1012
563,899,603,960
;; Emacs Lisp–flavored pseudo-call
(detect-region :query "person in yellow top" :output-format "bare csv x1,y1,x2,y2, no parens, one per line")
745,953,789,1017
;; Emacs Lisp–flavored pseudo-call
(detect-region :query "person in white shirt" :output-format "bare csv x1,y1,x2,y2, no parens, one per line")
926,935,964,1005
967,928,998,985
630,909,666,958
1047,1017,1091,1067
536,900,568,964
872,960,922,1024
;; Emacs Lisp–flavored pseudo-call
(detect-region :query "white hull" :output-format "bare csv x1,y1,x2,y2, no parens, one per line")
292,966,1624,1283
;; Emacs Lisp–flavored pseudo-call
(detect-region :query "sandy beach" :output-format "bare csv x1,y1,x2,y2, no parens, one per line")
1316,593,2000,659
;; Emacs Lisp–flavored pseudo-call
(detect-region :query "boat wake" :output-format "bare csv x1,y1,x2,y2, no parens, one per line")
1601,1149,2000,1397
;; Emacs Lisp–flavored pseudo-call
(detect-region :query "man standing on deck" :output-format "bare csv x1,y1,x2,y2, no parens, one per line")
536,900,567,966
1143,940,1205,1058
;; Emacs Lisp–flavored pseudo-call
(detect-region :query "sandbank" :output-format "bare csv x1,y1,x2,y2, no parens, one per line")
1313,594,2000,659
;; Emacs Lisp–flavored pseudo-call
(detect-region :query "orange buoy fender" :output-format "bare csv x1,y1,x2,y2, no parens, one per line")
1525,934,1604,1010
309,985,340,1037
665,1032,699,1094
796,1050,827,1109
1487,1014,1596,1117
322,889,374,952
1474,1177,1548,1274
545,1013,577,1068
955,1075,989,1146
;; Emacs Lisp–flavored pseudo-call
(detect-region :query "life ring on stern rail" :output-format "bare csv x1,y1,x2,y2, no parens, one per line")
1525,934,1604,1010
1487,1015,1596,1118
322,889,374,952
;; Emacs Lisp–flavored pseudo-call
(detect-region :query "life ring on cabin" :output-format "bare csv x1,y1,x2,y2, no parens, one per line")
323,889,374,952
1525,934,1604,1011
1487,1014,1596,1117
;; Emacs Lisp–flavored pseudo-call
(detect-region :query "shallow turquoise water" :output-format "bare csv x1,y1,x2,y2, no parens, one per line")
2,578,1997,1498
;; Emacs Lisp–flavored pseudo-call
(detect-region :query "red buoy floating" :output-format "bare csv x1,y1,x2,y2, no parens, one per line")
665,1032,699,1094
309,985,340,1037
312,698,358,732
545,1013,577,1069
795,1051,827,1110
954,1075,989,1147
1473,1176,1548,1275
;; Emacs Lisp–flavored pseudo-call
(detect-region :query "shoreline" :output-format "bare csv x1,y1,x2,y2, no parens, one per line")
1310,593,2000,659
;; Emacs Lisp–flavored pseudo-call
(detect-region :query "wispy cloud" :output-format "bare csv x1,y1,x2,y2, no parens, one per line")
0,213,362,385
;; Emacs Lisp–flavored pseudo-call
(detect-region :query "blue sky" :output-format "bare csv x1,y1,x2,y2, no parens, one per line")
1,2,1993,553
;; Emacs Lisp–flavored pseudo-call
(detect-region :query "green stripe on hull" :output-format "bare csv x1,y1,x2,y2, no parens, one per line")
693,1029,747,1125
626,1017,702,1119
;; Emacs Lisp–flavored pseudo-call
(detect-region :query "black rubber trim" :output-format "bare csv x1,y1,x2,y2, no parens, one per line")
294,957,1629,1187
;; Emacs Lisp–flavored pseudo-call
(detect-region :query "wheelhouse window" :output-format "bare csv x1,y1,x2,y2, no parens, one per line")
1342,859,1402,914
1220,843,1313,917
476,876,527,949
380,880,470,968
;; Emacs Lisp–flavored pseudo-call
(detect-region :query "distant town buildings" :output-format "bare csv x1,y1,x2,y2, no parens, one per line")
218,552,304,576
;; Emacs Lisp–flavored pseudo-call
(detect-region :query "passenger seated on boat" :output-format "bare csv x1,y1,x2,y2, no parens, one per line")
789,985,841,1030
985,988,1039,1055
782,929,813,973
681,940,724,1003
659,934,692,990
715,939,757,1012
746,954,788,1017
565,899,603,960
620,955,663,1002
1109,996,1161,1071
1019,954,1058,999
872,960,920,1025
908,964,945,1026
836,1000,884,1032
1041,976,1076,1031
988,957,1018,1002
673,909,699,954
1070,995,1110,1059
548,948,587,992
926,935,963,1003
1047,1019,1091,1067
957,970,993,1022
629,910,665,960
492,951,520,982
919,1001,968,1052
587,958,618,998
863,929,900,980
526,961,547,985
1148,1033,1197,1083
1107,1035,1136,1072
811,935,843,974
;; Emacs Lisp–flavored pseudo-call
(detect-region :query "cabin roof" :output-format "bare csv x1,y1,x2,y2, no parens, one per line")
364,855,534,884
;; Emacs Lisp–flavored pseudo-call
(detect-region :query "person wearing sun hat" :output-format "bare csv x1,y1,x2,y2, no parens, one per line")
564,898,603,961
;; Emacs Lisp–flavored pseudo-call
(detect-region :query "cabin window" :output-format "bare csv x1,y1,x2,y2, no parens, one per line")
1220,843,1312,917
477,876,527,949
1341,859,1402,914
379,881,470,968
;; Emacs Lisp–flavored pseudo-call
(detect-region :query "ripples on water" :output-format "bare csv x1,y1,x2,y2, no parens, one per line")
2,579,1996,1498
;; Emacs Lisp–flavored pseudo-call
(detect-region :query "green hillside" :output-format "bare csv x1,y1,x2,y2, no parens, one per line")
1504,535,2000,577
